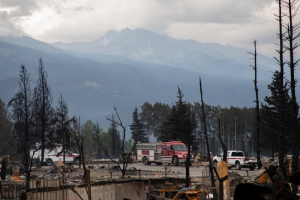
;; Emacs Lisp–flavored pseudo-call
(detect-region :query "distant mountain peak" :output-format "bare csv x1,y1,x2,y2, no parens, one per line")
49,27,276,77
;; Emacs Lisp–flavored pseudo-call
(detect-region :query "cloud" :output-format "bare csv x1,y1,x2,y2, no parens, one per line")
0,0,296,57
73,6,94,12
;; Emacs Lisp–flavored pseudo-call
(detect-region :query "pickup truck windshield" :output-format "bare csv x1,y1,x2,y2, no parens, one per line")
174,145,187,151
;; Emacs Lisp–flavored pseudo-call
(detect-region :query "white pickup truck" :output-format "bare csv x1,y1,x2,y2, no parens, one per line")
30,146,80,166
213,150,257,170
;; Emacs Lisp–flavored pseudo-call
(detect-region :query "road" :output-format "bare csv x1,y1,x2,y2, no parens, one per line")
126,161,258,177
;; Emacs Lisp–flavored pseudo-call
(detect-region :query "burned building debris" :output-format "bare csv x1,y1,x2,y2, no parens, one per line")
0,156,300,200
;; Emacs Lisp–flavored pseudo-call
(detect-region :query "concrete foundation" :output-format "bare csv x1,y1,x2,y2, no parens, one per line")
26,181,144,200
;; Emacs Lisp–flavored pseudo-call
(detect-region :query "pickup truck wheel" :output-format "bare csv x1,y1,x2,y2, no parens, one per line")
143,157,149,165
173,157,179,166
249,166,255,170
235,161,241,170
213,160,218,167
46,159,52,166
74,158,80,165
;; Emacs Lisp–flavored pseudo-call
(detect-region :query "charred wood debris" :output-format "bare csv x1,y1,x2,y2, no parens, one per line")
1,155,300,200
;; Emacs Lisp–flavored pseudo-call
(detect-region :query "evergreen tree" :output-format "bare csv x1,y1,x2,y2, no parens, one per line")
82,120,95,159
108,114,122,158
140,101,153,142
158,87,198,150
152,102,170,138
92,121,104,159
130,107,147,143
261,71,293,155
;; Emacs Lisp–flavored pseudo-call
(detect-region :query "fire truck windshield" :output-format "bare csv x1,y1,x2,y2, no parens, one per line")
174,145,187,151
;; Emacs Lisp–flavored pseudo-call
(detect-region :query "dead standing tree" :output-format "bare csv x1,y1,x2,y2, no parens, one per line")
199,78,217,200
70,116,91,200
282,0,300,193
275,0,287,177
35,58,55,167
248,40,262,170
100,106,137,178
185,118,191,188
8,65,35,191
218,118,227,162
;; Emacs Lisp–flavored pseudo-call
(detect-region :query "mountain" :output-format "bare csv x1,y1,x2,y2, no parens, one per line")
0,35,65,54
0,39,277,132
0,29,298,134
51,28,277,81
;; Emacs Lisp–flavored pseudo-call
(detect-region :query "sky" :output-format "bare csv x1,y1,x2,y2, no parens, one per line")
0,0,298,57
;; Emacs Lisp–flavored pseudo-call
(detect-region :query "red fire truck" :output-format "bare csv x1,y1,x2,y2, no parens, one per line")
135,141,194,166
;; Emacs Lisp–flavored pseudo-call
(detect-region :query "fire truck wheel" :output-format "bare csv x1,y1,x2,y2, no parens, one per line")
143,157,149,165
173,157,178,166
46,159,52,166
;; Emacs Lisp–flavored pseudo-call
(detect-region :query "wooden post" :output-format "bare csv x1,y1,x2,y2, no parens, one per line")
87,169,91,200
165,167,167,183
148,179,150,200
139,169,141,179
189,178,191,187
63,171,65,200
216,161,230,200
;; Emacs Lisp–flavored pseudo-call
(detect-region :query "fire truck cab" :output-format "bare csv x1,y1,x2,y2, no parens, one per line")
136,141,194,166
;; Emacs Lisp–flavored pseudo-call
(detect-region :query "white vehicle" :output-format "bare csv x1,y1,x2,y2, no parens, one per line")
30,146,80,166
213,150,257,170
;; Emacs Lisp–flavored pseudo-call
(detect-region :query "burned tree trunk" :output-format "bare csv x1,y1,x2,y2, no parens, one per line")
248,40,262,169
283,0,300,192
218,118,227,162
199,78,217,200
185,118,191,187
275,0,287,177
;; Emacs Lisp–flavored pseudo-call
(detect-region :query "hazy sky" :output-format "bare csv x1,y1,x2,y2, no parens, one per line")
0,0,298,57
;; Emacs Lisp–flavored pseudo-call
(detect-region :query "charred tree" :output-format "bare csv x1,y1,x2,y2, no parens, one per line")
70,116,90,200
55,95,73,164
34,58,55,166
248,40,262,169
185,118,191,187
199,78,217,200
8,65,35,190
274,0,288,177
218,118,227,162
101,107,139,177
283,0,300,192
